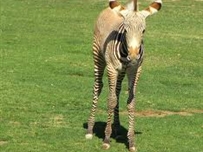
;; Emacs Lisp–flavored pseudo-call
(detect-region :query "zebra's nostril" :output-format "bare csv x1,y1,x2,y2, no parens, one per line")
127,56,131,61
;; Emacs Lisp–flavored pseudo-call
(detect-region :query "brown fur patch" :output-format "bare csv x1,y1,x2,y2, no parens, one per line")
129,47,139,60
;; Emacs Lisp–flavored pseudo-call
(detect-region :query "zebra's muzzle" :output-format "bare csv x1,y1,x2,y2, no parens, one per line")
120,56,131,64
127,56,131,61
120,54,140,65
127,54,141,61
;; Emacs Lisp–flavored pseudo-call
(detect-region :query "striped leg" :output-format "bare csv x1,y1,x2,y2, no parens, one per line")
86,44,106,139
102,66,118,149
113,71,125,137
134,66,142,88
126,66,142,152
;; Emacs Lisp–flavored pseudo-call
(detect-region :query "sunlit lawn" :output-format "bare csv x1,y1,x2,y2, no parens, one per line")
0,0,203,151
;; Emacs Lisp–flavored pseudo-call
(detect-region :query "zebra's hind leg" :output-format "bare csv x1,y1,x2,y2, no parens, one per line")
86,49,106,140
113,71,125,138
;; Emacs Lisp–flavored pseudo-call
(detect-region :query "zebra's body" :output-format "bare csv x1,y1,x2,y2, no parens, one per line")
86,0,162,151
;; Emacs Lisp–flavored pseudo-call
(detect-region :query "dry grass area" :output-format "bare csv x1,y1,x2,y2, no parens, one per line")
134,109,203,117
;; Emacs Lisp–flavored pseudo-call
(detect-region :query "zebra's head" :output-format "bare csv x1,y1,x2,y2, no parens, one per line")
110,0,162,62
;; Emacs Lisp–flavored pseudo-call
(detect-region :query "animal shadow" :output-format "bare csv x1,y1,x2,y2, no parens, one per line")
83,121,142,148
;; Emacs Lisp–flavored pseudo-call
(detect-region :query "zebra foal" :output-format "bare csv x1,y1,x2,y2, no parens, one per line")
86,0,162,151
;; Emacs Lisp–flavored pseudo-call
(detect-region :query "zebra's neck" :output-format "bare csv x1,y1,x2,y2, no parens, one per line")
116,24,128,57
114,23,129,64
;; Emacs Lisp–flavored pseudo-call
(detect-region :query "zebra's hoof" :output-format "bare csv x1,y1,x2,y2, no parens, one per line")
85,133,93,140
129,146,136,152
102,143,110,150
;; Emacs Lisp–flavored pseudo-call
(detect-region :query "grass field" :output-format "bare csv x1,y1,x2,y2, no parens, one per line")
0,0,203,151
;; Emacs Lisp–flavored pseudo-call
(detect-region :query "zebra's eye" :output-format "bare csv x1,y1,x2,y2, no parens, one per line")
142,29,145,34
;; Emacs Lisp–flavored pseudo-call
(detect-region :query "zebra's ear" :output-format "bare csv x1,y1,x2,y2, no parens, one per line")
109,0,129,18
141,0,162,18
109,0,124,11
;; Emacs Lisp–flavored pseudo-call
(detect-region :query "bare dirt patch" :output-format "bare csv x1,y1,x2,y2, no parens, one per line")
135,109,203,117
0,140,8,146
97,109,203,117
135,110,192,117
189,109,203,114
112,109,203,117
9,121,21,126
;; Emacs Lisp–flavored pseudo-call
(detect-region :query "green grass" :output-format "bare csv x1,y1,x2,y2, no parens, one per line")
0,0,203,151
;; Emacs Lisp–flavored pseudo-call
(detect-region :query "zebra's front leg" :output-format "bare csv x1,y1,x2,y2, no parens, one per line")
102,68,118,149
127,94,135,152
113,71,125,137
126,67,139,152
